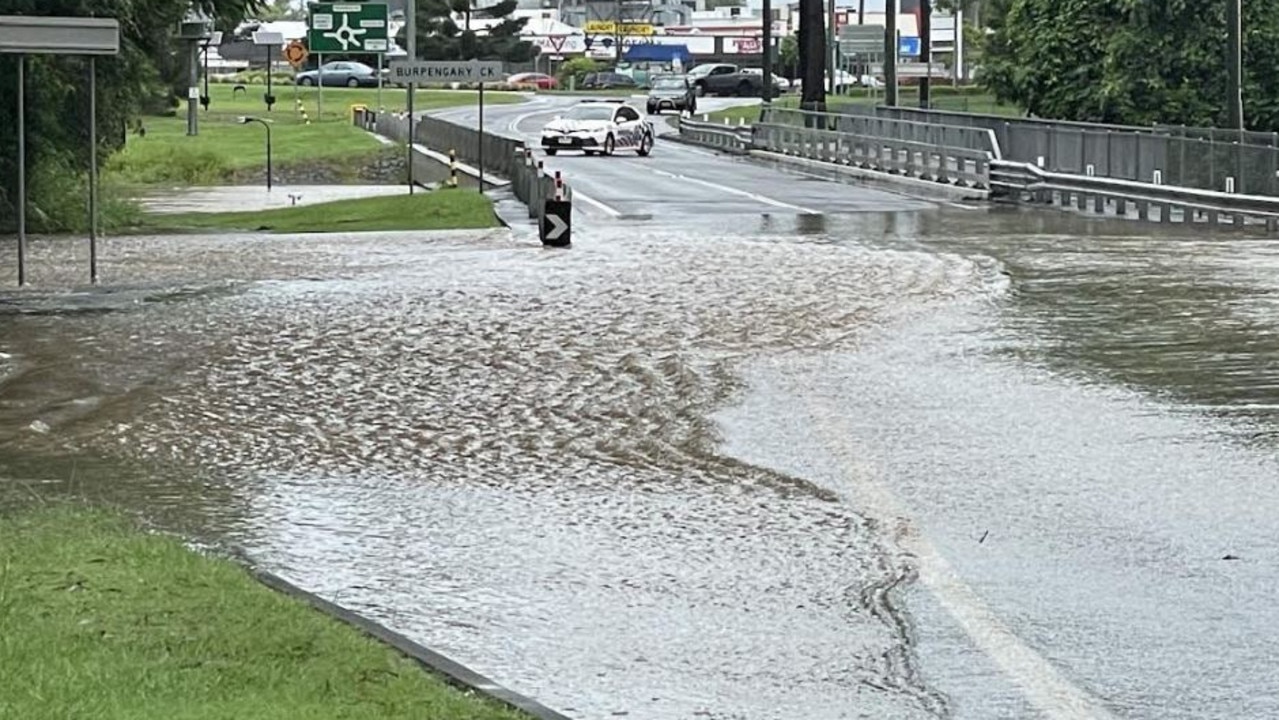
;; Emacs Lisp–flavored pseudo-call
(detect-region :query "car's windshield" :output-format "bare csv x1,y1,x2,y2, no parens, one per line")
652,77,686,89
566,105,616,121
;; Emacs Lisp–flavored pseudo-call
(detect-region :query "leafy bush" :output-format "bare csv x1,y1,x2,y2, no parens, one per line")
557,58,600,90
106,147,231,186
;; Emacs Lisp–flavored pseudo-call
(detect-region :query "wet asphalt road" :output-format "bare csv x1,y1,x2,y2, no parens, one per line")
431,95,936,223
4,96,1279,720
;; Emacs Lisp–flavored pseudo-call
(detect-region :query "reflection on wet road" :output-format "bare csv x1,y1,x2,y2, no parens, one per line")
4,100,1279,720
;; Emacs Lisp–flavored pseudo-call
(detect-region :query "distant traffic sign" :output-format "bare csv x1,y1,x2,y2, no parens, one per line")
899,36,921,57
389,59,504,85
838,24,883,55
283,39,308,68
307,3,388,53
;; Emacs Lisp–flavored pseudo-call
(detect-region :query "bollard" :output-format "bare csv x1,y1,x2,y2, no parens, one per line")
448,149,459,188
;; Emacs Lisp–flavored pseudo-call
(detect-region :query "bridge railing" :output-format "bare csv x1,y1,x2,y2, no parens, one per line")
844,105,1279,196
676,117,754,153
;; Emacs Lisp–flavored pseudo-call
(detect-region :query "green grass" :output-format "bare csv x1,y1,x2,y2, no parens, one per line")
0,505,532,720
142,190,498,234
106,84,522,187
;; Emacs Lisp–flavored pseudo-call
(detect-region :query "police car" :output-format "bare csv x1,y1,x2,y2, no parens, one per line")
540,99,655,157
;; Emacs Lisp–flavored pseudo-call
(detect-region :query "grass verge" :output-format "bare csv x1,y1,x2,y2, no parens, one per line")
107,85,522,187
140,190,499,234
0,505,531,720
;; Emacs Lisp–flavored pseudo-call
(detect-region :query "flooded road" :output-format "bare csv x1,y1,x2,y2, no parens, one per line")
4,148,1279,717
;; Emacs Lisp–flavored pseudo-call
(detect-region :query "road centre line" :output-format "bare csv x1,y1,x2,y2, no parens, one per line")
640,166,820,215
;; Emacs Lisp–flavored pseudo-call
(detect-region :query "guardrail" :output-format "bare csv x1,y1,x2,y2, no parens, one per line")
353,107,573,243
991,159,1279,230
760,107,1002,160
676,117,754,154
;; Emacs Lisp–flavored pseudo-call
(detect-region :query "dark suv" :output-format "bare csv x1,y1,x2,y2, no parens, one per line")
582,72,638,90
646,75,696,115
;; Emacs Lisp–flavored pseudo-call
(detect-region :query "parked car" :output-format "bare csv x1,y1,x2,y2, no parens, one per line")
741,67,790,93
507,72,558,90
685,63,765,97
646,74,696,115
582,72,638,90
295,61,380,88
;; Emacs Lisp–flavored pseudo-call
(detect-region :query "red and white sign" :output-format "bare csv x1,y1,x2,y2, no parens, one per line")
528,34,586,54
732,37,762,53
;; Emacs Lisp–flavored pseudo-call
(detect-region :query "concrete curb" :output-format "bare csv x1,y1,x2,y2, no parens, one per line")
251,569,574,720
747,150,992,202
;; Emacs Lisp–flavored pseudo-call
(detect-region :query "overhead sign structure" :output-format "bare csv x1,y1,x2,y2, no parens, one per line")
389,59,504,85
541,199,571,247
839,24,883,56
307,2,389,53
1,15,120,288
583,21,654,36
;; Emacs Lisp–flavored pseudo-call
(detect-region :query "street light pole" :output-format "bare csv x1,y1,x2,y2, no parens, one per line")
239,116,273,191
1226,0,1243,132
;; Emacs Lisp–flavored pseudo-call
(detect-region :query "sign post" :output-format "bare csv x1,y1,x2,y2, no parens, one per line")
252,31,284,112
389,60,504,193
0,15,120,287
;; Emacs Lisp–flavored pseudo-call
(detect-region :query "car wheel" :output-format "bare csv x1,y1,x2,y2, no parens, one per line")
546,148,558,156
602,134,615,156
300,77,314,86
347,77,359,88
646,105,656,115
694,83,706,97
636,132,652,157
584,150,597,156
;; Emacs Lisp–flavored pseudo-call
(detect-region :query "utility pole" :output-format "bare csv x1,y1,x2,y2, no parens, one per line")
827,0,837,95
884,0,898,106
1226,0,1243,132
761,0,773,103
919,0,931,108
798,0,826,113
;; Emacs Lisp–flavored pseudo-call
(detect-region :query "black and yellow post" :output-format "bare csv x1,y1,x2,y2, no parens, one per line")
448,149,459,187
295,96,311,125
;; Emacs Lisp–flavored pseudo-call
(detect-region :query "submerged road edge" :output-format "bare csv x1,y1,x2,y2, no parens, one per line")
250,568,576,720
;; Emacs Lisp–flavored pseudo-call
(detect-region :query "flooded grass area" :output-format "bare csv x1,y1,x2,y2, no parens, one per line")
0,504,533,720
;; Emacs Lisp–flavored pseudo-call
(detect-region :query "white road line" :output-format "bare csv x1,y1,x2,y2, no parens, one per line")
810,400,1121,720
570,189,622,218
642,166,820,214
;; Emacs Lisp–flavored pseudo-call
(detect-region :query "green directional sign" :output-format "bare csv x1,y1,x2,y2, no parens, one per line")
307,3,388,54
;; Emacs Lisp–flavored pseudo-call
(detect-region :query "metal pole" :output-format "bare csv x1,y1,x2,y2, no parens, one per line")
89,57,99,285
266,123,273,192
187,40,199,135
885,0,898,106
1226,0,1243,132
17,54,26,287
407,0,417,194
376,52,383,110
266,45,274,111
919,0,931,108
318,53,324,119
478,81,485,193
954,7,964,86
203,42,211,109
761,0,773,103
828,0,837,95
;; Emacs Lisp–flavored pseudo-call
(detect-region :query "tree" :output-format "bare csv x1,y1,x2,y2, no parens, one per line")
779,34,799,79
978,0,1279,130
259,0,302,21
0,0,263,232
403,0,537,64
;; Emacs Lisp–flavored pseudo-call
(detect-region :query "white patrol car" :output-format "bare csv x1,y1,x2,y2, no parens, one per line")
540,99,655,157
